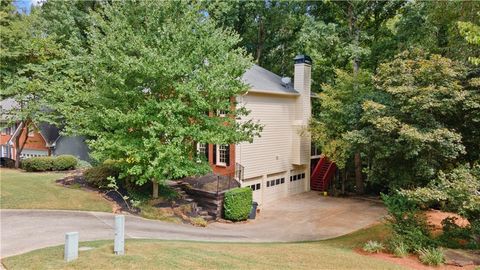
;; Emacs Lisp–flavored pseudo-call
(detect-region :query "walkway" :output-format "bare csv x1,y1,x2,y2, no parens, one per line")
0,192,386,258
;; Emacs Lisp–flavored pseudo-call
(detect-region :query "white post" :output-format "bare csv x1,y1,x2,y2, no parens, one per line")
114,215,125,255
64,232,79,262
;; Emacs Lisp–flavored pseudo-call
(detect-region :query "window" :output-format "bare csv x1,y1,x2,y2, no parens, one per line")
311,143,321,157
197,143,206,156
249,183,261,191
216,144,228,166
28,128,34,137
267,177,286,188
217,110,227,117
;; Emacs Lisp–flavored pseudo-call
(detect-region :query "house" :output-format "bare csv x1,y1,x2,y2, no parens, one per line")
200,55,320,205
0,99,90,163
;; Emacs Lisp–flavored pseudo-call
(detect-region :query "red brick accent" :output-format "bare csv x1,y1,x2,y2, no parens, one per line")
0,126,49,160
209,144,235,176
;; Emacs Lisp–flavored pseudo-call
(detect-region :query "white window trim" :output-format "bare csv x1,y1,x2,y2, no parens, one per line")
197,143,206,155
216,110,227,117
216,144,227,167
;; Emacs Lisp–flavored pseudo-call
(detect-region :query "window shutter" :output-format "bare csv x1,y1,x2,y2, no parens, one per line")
225,144,230,166
205,144,209,160
213,144,217,164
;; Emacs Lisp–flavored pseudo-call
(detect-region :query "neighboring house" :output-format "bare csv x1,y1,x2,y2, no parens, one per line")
0,99,90,162
200,55,319,205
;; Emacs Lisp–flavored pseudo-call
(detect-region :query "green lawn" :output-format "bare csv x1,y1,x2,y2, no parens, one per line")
2,236,404,270
0,169,113,212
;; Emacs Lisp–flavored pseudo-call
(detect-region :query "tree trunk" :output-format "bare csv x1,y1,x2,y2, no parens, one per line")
152,181,159,198
14,137,21,169
354,152,364,194
349,2,364,194
14,123,29,169
341,168,347,195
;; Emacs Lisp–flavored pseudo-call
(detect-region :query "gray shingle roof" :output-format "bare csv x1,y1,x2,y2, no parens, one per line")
0,98,19,121
241,65,299,96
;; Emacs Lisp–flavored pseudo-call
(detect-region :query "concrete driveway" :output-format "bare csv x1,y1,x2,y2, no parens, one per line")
0,191,386,258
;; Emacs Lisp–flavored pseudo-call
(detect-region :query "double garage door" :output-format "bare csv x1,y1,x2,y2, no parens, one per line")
244,170,307,205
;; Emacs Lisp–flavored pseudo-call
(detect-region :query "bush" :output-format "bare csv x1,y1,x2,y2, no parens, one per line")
223,187,252,221
84,163,120,189
363,240,384,253
22,156,54,172
382,193,436,251
418,248,445,266
76,159,92,169
52,155,77,171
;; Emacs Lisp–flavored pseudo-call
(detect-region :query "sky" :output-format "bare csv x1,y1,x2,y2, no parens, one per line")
13,0,42,14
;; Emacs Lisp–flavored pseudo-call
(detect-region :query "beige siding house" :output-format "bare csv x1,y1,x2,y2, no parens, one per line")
235,55,313,205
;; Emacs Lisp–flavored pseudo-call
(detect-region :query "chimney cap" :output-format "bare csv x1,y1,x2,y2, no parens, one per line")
294,54,312,65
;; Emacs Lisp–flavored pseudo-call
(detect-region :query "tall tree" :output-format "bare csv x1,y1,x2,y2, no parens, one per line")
0,0,64,167
204,0,307,77
60,1,262,196
353,49,468,190
312,0,405,193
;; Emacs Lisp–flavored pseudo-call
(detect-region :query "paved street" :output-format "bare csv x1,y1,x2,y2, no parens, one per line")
0,192,386,258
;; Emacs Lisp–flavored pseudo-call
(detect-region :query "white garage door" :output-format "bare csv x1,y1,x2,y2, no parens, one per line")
245,180,263,204
264,174,287,203
288,170,306,195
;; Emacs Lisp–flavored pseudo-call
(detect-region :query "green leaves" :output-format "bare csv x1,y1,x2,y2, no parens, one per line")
58,1,261,185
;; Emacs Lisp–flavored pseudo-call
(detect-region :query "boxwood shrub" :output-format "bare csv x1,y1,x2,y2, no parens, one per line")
22,157,54,172
52,155,77,171
223,187,252,221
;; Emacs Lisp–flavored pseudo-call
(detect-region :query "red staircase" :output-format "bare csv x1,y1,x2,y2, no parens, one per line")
310,156,337,191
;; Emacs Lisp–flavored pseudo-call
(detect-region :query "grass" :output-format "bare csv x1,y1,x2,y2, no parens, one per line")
417,248,445,266
0,168,112,212
323,222,391,249
137,203,182,223
2,236,406,270
363,240,385,253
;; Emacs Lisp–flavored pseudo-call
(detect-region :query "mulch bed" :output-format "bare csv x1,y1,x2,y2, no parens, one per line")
356,249,478,270
55,170,139,214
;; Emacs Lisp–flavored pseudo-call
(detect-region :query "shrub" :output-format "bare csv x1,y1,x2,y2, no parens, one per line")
22,156,54,172
76,159,92,169
382,193,436,251
418,248,445,266
52,155,77,171
223,187,252,221
84,163,120,189
363,240,384,253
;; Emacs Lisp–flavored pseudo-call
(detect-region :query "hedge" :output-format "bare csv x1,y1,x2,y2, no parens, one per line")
223,187,253,221
22,156,55,172
22,155,78,172
52,155,77,170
